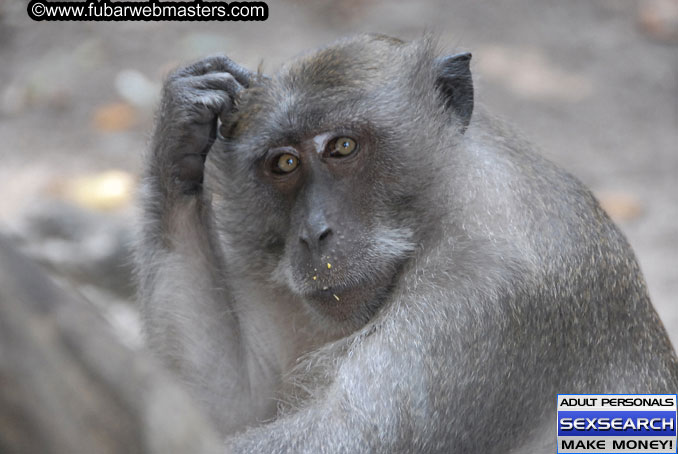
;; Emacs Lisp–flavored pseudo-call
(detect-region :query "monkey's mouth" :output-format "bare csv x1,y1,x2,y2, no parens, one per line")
285,252,403,322
302,282,373,322
305,285,348,305
299,275,395,324
297,268,395,321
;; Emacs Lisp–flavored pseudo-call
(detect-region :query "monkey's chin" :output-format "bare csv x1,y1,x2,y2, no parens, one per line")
300,279,391,325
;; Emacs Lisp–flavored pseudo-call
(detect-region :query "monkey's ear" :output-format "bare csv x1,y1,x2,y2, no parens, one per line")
434,52,473,131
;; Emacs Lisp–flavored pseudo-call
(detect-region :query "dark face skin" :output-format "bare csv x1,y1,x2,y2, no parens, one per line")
213,90,419,326
261,130,397,319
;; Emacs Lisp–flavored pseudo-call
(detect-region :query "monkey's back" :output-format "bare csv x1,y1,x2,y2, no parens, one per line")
456,112,678,392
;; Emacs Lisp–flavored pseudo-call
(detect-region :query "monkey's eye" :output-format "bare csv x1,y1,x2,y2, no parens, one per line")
273,153,299,174
330,137,357,157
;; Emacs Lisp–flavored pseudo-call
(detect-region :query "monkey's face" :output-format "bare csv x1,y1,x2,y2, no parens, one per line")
272,129,418,322
214,115,418,325
211,35,469,326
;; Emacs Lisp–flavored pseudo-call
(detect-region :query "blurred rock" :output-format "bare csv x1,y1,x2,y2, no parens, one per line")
639,0,678,43
7,198,136,300
292,0,378,23
72,39,106,70
1,78,73,116
55,169,137,212
1,80,27,116
180,32,232,57
476,45,594,103
597,192,644,221
78,283,143,349
115,69,160,110
93,101,138,132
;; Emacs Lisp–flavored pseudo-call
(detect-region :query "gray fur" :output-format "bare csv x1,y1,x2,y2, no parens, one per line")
136,35,678,453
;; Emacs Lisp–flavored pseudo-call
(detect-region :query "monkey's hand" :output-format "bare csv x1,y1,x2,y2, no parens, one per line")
139,56,252,289
150,56,251,195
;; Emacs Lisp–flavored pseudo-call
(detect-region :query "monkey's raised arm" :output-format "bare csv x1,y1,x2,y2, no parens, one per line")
136,56,267,433
138,55,250,306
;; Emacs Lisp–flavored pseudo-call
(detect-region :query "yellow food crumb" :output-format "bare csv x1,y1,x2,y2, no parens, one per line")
312,275,317,281
333,294,340,301
327,263,332,269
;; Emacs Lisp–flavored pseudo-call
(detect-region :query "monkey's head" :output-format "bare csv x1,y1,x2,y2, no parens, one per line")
211,35,473,327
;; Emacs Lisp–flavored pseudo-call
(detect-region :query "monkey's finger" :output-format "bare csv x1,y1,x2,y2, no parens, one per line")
188,72,246,96
175,91,233,127
174,55,252,88
169,74,242,125
188,73,247,137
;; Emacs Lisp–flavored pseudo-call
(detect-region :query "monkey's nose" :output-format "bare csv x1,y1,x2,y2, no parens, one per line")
299,224,333,253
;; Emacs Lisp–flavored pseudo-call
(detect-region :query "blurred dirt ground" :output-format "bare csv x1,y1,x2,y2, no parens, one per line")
0,0,676,348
